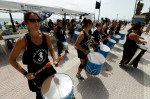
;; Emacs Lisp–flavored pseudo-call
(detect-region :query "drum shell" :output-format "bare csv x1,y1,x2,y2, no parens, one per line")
119,33,125,40
98,44,110,58
85,52,105,75
107,38,116,49
112,35,121,43
62,42,68,50
73,31,80,40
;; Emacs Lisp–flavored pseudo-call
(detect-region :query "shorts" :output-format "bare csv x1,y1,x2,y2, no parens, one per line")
77,49,88,59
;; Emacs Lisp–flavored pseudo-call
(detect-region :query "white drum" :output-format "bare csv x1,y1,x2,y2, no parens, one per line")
41,73,74,99
138,44,148,50
73,31,80,40
98,43,110,57
62,42,68,50
85,52,105,75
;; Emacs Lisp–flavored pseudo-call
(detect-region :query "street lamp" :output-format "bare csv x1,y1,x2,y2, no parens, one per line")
116,14,118,21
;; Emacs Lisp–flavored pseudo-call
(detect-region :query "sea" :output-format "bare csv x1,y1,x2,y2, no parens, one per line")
0,18,23,25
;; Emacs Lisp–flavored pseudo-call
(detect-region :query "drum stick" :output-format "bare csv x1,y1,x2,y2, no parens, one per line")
32,62,52,76
31,62,52,87
54,77,61,98
56,57,63,65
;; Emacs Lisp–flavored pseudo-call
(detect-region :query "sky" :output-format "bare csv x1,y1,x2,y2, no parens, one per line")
0,0,150,21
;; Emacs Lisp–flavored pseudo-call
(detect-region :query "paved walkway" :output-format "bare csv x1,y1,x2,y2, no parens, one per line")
0,25,150,99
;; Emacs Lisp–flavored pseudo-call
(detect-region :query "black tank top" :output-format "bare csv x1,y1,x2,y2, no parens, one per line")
79,30,89,50
56,26,66,41
93,29,102,42
25,33,50,73
124,32,138,48
109,25,115,33
137,29,142,36
104,26,108,35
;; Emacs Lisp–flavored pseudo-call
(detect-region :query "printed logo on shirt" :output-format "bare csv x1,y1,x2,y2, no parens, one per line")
33,49,48,64
60,29,64,35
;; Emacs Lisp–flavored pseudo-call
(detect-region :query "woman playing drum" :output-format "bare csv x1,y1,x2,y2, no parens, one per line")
120,22,147,68
9,11,58,99
75,19,93,80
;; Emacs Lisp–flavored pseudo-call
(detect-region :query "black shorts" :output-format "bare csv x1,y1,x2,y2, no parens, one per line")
28,66,56,92
77,49,88,59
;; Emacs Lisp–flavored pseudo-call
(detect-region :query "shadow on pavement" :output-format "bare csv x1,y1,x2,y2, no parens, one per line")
139,57,150,66
100,62,113,77
120,67,150,87
77,76,109,99
112,46,123,53
106,52,118,63
0,48,23,67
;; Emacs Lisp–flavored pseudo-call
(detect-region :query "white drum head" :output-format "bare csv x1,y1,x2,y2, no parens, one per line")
138,44,148,50
99,43,110,52
75,31,80,35
41,74,73,99
120,32,125,34
87,52,105,65
62,42,68,46
114,35,121,39
108,38,116,43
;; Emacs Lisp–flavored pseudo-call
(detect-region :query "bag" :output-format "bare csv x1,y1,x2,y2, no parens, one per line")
22,35,29,65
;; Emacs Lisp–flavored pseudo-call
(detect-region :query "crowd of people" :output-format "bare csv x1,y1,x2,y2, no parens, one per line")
8,11,149,99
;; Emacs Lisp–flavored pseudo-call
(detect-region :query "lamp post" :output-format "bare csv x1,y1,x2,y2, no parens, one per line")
116,14,118,21
98,0,101,22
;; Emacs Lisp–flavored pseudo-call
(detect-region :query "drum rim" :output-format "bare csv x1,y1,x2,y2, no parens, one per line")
99,44,110,52
108,38,116,43
40,73,74,98
87,52,105,65
113,35,121,38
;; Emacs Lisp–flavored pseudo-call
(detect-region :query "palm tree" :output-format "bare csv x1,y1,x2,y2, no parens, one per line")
144,7,150,23
135,0,144,15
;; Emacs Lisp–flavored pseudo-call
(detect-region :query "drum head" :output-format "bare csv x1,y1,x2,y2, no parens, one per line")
87,52,105,65
41,73,73,99
75,31,80,35
114,35,121,39
62,42,68,45
120,32,125,34
138,44,148,50
99,44,110,52
108,38,116,43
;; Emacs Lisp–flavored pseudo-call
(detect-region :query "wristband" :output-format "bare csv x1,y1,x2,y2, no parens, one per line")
23,71,28,76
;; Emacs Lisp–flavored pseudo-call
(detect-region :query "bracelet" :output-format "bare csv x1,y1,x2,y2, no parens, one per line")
23,71,28,76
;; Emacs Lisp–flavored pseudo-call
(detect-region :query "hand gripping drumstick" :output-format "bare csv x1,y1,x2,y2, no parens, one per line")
56,57,63,65
31,62,51,87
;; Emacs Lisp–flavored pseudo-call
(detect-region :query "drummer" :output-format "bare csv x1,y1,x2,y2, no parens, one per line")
101,19,111,45
54,19,69,57
92,23,103,51
109,20,116,36
75,19,93,80
120,22,147,68
136,22,147,36
115,21,123,35
9,11,58,99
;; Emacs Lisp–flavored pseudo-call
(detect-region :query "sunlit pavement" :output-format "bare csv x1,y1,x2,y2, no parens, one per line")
0,24,150,99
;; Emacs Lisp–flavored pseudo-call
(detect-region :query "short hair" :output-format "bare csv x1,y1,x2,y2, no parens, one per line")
57,19,62,23
96,23,102,27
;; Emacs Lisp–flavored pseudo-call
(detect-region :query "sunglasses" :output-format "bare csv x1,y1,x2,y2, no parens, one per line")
29,19,41,22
